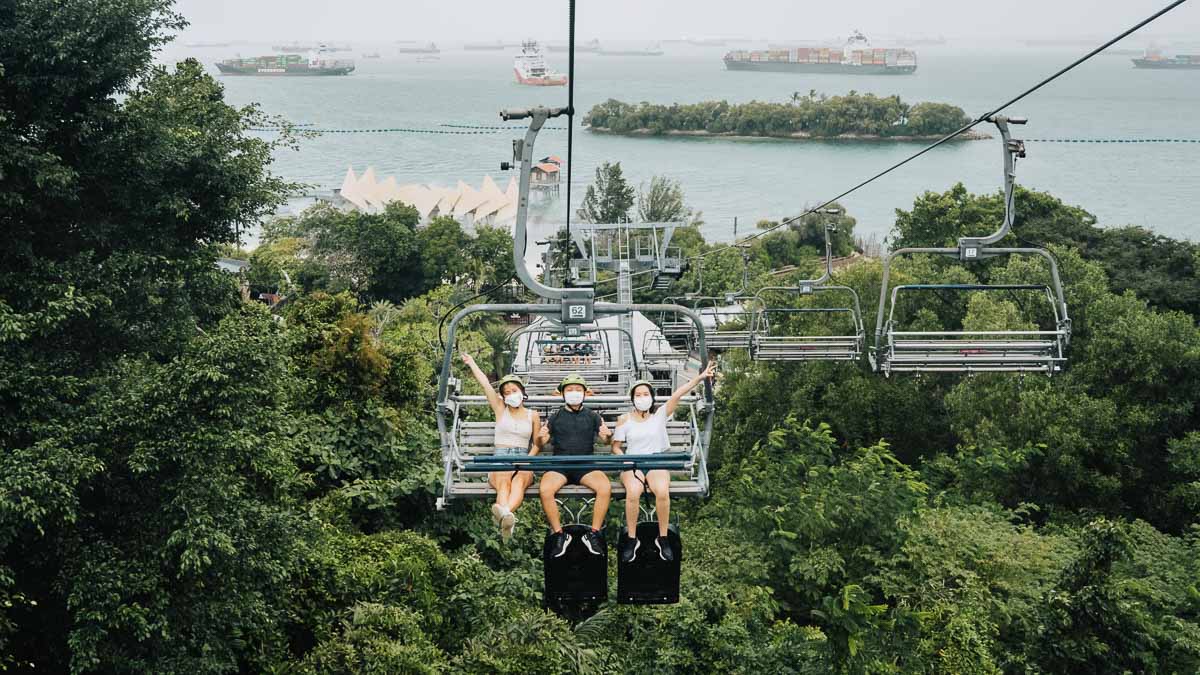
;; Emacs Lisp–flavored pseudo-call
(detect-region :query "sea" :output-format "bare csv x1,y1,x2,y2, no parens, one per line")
162,42,1200,247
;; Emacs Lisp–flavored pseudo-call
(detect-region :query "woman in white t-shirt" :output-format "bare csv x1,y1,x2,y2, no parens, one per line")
612,362,716,563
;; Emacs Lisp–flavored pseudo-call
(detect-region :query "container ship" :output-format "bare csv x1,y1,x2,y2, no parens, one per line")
724,32,916,75
215,48,355,76
1132,47,1200,69
514,40,567,86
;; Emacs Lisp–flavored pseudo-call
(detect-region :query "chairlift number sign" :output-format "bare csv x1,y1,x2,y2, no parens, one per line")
562,299,594,324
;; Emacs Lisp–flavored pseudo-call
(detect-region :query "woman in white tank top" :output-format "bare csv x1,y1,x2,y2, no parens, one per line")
612,362,716,563
462,353,542,542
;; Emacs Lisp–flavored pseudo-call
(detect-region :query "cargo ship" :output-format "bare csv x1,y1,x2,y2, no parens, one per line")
724,32,916,75
514,40,567,86
1132,47,1200,69
215,47,355,76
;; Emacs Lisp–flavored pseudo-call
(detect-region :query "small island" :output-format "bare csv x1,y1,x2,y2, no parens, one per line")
584,92,987,141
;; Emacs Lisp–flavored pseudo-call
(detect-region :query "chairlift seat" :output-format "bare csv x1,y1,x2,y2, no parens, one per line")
705,330,754,351
880,329,1066,374
752,335,864,361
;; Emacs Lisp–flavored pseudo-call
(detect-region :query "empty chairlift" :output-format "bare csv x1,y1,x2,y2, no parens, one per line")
750,217,865,362
870,117,1071,376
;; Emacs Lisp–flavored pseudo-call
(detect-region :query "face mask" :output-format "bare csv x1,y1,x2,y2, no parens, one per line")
564,391,585,406
633,396,653,412
504,392,523,408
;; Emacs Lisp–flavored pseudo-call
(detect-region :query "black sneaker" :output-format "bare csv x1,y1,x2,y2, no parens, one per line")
550,531,572,558
655,536,674,562
581,529,605,556
620,536,641,563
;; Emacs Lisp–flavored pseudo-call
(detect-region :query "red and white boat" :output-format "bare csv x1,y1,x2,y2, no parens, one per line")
514,40,567,86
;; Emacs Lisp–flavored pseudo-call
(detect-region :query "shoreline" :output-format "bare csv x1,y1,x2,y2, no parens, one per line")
586,126,992,142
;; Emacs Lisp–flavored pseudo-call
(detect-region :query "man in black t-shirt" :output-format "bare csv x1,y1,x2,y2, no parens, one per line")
536,374,612,558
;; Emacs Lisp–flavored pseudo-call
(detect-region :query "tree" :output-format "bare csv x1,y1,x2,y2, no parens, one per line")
4,308,311,672
637,175,691,223
268,202,423,300
577,162,634,224
418,216,472,289
2,3,297,667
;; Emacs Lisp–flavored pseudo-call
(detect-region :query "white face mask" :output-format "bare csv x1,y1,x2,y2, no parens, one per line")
564,390,585,406
503,392,524,408
633,396,653,412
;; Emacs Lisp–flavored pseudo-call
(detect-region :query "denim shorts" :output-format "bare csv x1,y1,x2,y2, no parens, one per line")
494,446,529,457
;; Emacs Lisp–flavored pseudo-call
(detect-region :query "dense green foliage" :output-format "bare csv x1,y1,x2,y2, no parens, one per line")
3,2,1200,672
257,203,516,300
584,93,971,138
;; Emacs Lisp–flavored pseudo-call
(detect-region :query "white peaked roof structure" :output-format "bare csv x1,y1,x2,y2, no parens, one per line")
338,167,371,211
334,166,519,229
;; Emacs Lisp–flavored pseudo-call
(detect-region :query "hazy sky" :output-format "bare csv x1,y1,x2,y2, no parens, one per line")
175,0,1200,43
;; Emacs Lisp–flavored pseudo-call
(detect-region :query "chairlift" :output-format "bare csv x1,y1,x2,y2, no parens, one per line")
436,105,716,511
749,215,866,361
869,117,1072,376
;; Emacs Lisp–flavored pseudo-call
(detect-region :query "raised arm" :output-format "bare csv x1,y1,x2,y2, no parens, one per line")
665,362,717,417
461,352,502,415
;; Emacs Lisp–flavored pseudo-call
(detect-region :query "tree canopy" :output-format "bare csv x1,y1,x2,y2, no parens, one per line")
584,93,972,139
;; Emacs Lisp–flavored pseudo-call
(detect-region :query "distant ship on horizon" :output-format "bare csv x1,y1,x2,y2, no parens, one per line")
216,45,355,76
548,38,600,53
465,40,517,51
725,31,916,75
397,42,440,54
272,41,350,52
1132,46,1200,69
598,42,664,56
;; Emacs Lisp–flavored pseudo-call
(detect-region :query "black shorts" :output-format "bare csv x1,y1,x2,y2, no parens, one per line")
549,469,600,486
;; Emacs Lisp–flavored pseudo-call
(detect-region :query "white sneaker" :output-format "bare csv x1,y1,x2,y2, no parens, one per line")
491,503,508,527
500,512,517,541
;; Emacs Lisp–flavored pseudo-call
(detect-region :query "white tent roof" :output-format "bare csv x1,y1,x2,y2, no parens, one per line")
338,167,371,211
408,186,442,219
452,183,489,218
334,167,520,225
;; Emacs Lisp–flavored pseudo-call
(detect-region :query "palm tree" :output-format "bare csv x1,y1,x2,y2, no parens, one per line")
481,323,513,381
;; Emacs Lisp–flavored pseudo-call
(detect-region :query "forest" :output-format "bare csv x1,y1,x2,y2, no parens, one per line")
3,1,1200,673
583,94,973,139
